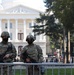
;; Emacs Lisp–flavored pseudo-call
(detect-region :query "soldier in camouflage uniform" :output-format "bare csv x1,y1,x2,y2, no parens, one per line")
0,31,16,75
21,34,43,75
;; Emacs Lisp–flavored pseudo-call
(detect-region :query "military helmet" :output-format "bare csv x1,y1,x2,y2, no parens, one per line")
26,34,35,42
1,31,10,38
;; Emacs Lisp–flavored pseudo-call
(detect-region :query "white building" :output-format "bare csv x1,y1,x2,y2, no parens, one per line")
0,0,47,60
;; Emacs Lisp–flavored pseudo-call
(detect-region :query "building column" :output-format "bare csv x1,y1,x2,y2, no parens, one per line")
0,19,2,35
7,19,10,33
7,19,10,41
0,19,2,41
43,21,46,41
23,20,26,41
15,19,18,41
43,34,46,41
39,23,43,41
31,20,34,35
39,34,43,41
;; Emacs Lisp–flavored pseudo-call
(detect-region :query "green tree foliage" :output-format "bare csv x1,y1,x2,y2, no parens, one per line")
33,0,74,51
52,0,74,63
33,14,63,49
53,0,74,30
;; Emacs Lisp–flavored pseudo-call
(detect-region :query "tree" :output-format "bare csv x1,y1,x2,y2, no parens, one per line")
32,0,64,58
33,11,63,50
33,0,74,63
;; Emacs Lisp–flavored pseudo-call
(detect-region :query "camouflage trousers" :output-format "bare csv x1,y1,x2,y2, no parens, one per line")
0,66,13,75
27,65,41,75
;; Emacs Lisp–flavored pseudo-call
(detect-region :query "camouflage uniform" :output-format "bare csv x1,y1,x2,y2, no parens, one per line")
21,34,43,75
0,31,16,75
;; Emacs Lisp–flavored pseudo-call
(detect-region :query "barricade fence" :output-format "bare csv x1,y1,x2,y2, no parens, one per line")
0,62,74,75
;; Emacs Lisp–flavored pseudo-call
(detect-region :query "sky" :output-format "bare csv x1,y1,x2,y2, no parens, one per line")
0,0,46,12
20,0,46,12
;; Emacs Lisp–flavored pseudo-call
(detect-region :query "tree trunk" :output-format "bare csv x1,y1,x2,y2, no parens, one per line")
59,37,63,62
63,28,66,63
67,30,70,63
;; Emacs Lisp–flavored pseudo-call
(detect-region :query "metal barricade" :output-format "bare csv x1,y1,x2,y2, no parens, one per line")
0,62,74,75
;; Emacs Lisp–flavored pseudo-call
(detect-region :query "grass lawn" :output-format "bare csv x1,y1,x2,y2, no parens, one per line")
46,68,74,75
14,68,74,75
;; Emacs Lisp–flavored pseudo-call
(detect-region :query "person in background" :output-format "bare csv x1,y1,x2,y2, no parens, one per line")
0,31,16,75
21,34,44,75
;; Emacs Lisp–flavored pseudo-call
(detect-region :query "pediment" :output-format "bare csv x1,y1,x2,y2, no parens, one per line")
1,5,42,14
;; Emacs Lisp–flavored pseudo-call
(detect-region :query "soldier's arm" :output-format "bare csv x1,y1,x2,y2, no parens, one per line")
9,44,16,58
20,46,27,62
36,45,44,62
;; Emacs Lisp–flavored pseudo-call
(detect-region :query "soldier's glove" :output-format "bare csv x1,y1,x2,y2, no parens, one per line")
26,58,31,63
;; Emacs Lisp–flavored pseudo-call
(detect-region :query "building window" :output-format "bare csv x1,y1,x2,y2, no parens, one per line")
18,46,23,56
29,23,32,28
10,33,12,40
10,23,12,29
34,23,36,26
18,33,24,40
5,23,7,28
29,33,32,35
34,33,36,40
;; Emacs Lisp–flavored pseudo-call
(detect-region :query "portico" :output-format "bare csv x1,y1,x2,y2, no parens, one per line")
0,0,47,60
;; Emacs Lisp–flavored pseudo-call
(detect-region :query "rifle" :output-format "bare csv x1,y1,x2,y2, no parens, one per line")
0,51,8,62
22,50,37,63
0,44,12,63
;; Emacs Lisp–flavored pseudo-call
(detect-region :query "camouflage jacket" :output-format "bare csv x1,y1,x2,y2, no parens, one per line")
20,44,43,63
0,42,16,63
